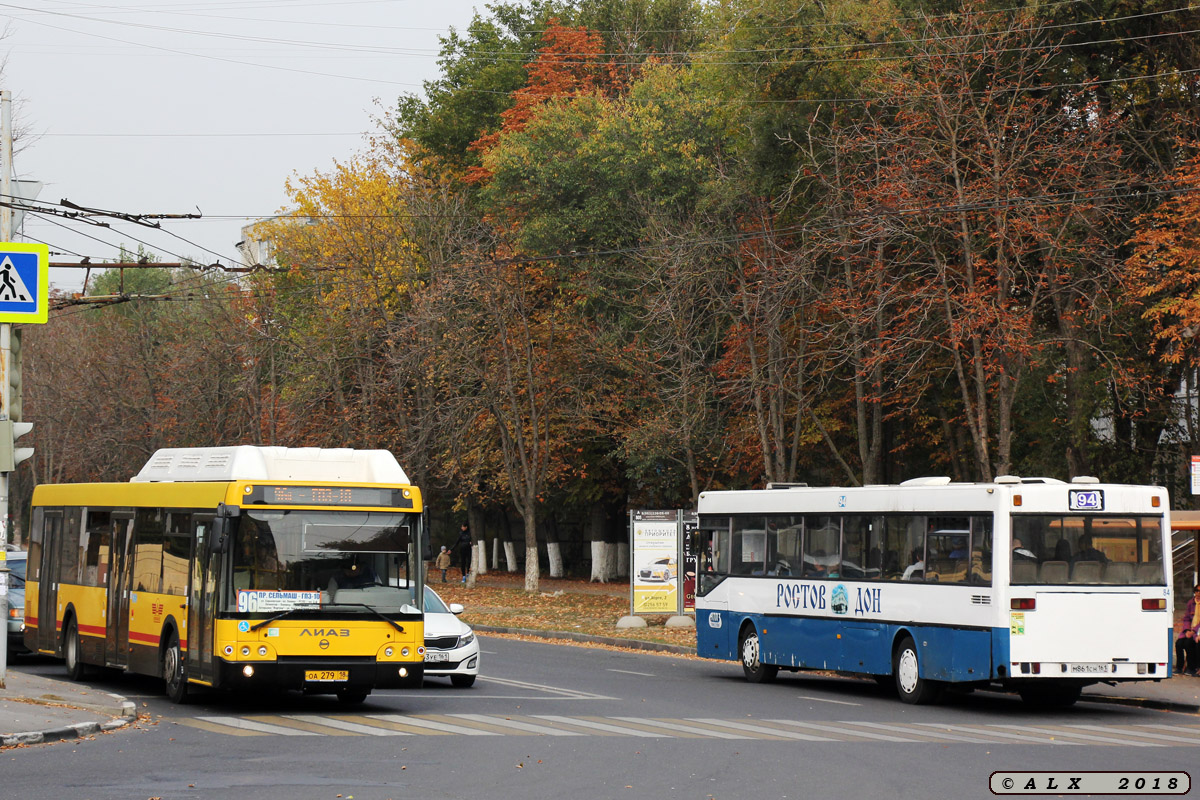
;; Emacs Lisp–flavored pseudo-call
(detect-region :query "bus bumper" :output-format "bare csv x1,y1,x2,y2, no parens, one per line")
217,659,425,692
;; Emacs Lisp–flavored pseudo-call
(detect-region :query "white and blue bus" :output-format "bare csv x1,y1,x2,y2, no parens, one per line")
694,477,1173,706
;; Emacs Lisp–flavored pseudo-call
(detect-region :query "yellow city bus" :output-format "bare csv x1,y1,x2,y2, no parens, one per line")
24,446,427,704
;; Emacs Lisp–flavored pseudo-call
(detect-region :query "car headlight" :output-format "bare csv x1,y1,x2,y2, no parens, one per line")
460,631,475,647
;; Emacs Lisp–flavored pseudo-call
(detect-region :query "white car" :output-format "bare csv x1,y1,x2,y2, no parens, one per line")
422,586,479,688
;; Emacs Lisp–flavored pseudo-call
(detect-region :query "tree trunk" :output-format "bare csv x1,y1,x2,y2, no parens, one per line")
616,541,629,577
523,512,539,592
590,541,613,583
474,541,487,575
546,541,563,578
503,541,518,572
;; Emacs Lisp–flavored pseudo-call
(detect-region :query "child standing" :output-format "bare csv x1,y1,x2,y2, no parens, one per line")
435,545,452,583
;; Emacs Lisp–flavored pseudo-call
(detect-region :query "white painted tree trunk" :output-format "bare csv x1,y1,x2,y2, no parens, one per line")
475,541,488,575
616,542,629,577
546,541,563,578
503,541,518,572
590,541,610,582
525,545,540,592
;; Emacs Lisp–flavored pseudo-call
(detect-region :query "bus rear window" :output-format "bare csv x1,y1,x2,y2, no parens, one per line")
1011,515,1164,585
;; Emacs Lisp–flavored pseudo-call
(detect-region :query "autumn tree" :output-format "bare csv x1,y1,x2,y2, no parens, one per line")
1125,147,1200,477
830,7,1129,480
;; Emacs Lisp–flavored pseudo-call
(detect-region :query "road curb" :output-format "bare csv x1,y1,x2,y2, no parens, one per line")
1079,693,1200,714
1,715,134,747
473,624,693,655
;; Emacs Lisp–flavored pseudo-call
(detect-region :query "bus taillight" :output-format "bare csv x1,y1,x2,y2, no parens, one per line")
1011,598,1035,610
1142,598,1166,611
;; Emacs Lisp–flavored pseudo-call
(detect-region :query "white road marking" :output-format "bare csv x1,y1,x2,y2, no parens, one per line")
532,715,675,737
368,714,501,735
475,676,613,700
917,723,1081,745
448,714,583,736
196,716,319,736
686,718,834,741
766,719,919,742
993,724,1160,747
795,695,862,706
606,669,656,677
284,715,409,736
611,717,752,739
848,721,998,744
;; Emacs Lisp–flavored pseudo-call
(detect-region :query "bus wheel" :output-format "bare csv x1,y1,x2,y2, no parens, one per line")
64,619,87,682
739,628,779,684
163,634,191,704
336,688,369,704
893,636,939,705
1019,684,1080,708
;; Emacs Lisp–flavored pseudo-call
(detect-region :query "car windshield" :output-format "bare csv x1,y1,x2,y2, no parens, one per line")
7,556,25,584
231,510,420,612
424,588,450,614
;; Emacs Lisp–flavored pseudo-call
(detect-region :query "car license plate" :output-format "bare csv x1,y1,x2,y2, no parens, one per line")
305,670,349,682
1069,664,1109,674
424,651,449,663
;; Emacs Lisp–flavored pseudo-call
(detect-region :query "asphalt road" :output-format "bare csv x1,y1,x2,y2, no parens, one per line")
6,637,1199,800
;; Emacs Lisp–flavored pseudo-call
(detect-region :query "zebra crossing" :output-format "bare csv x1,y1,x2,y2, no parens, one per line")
173,714,1200,745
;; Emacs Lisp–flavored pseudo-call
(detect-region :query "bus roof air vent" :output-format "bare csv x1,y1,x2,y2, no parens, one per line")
994,475,1021,484
899,477,952,486
1020,477,1065,485
130,446,410,485
1071,476,1100,484
766,482,809,489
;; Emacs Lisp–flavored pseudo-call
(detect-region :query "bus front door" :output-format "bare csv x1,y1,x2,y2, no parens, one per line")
105,515,134,668
35,512,62,654
186,517,217,685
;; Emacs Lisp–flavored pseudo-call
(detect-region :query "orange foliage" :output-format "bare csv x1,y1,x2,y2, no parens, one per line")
467,20,620,184
1125,150,1200,364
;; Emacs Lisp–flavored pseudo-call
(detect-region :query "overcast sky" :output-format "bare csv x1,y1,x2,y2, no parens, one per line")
2,0,481,292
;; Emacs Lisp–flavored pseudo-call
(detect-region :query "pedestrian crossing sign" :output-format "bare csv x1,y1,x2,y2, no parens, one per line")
0,242,48,324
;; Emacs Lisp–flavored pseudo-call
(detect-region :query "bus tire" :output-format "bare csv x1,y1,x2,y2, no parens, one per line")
64,619,87,682
163,633,191,704
894,636,939,705
739,628,779,684
336,688,369,704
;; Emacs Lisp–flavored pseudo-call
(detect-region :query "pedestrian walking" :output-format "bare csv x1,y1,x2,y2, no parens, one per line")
456,523,472,583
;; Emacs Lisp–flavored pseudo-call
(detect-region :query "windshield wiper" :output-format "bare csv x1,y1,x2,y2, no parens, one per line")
249,606,320,632
321,602,407,634
246,602,409,634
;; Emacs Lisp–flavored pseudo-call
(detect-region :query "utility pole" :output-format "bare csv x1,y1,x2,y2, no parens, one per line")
0,87,13,689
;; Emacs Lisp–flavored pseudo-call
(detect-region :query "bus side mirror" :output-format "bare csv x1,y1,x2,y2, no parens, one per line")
210,504,240,555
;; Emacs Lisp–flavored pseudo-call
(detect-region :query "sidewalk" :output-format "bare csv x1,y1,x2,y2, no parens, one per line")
0,667,136,747
1082,672,1200,713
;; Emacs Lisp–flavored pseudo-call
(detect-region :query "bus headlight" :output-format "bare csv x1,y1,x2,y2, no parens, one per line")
243,665,255,678
258,645,268,656
241,646,251,657
384,647,394,658
401,647,410,657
